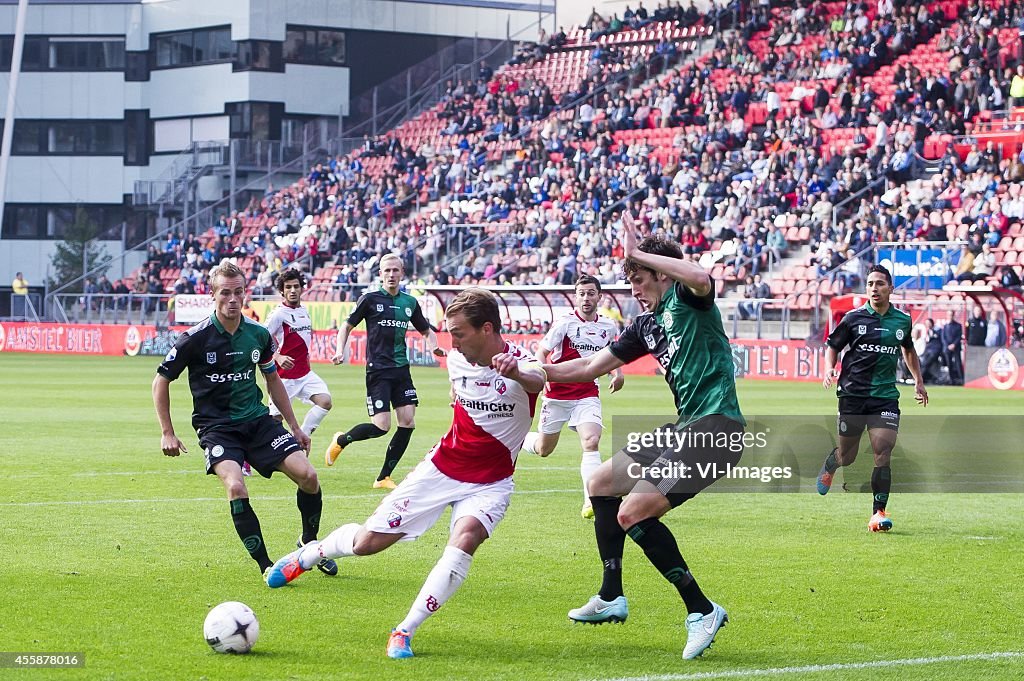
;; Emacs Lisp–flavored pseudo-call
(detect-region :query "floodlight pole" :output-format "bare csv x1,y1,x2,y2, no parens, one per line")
0,0,30,227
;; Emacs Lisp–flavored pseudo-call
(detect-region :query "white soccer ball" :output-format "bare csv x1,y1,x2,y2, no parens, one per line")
203,601,259,654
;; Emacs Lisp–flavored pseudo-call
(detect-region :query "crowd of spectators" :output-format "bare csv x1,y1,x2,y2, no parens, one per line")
125,0,1024,338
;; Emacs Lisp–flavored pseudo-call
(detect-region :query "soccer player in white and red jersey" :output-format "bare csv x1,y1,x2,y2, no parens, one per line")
522,275,623,519
264,288,546,660
264,268,333,442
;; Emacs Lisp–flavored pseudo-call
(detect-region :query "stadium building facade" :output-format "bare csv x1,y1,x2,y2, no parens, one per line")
0,0,548,283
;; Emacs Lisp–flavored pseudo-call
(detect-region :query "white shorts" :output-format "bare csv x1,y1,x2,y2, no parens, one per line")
364,459,513,541
268,371,330,416
538,396,603,435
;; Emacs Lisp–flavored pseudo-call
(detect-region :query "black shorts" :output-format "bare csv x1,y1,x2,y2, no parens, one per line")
198,415,303,479
837,396,901,437
366,366,419,417
614,414,746,508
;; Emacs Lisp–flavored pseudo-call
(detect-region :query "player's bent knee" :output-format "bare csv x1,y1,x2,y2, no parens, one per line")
586,464,615,495
224,480,248,499
353,530,401,556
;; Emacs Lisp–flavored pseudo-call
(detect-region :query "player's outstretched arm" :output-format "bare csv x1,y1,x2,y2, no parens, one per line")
264,371,311,452
544,347,625,385
901,346,929,407
331,321,355,364
608,367,625,393
152,375,187,457
423,327,447,357
621,210,711,296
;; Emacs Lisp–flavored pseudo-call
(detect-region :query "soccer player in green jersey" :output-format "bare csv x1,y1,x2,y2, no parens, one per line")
153,260,337,580
326,254,445,488
542,211,745,660
817,264,928,532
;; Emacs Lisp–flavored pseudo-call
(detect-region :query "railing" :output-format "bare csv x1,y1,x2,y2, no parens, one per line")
48,292,174,325
133,141,229,207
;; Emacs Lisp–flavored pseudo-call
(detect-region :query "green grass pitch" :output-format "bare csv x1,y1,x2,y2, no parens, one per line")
0,353,1021,680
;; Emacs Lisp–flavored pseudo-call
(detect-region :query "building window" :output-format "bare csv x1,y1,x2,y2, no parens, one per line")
0,36,124,71
153,26,232,69
50,38,125,70
234,40,282,72
284,26,345,66
0,119,124,155
2,203,125,240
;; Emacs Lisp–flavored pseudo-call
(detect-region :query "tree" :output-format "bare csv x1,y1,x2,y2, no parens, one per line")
48,206,112,291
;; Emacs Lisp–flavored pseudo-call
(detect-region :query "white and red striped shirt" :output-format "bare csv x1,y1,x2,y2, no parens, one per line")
265,303,313,380
429,342,539,484
540,311,617,400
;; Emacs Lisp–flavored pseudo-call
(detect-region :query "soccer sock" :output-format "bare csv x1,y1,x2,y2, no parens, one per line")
229,498,272,572
302,523,361,567
522,431,540,455
626,517,712,615
872,465,891,513
340,423,388,446
296,488,323,544
580,451,602,501
396,546,473,636
592,496,626,600
378,426,414,481
301,405,330,437
822,447,840,474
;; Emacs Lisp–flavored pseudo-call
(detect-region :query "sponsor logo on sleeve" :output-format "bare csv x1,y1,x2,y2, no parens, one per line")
206,352,217,364
387,512,402,528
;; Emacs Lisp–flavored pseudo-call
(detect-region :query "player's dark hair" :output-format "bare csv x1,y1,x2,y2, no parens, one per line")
274,268,306,293
867,264,893,286
575,274,602,292
446,287,501,333
622,236,684,277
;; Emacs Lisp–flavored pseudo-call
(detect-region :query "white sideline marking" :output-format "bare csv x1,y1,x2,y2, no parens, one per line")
6,465,583,480
0,488,579,507
597,651,1024,681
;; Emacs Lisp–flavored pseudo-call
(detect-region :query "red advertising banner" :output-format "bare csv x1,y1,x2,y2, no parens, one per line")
8,322,1014,390
0,323,825,382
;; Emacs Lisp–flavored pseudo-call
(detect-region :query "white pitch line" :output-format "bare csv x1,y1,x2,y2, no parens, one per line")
0,488,579,507
597,651,1024,681
4,465,584,480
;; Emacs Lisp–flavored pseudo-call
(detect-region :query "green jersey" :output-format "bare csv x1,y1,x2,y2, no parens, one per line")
157,314,277,432
347,287,431,372
827,303,913,400
609,282,744,426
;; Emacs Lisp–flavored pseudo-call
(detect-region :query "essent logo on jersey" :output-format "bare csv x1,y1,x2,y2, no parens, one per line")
377,319,409,328
208,369,255,383
859,344,899,355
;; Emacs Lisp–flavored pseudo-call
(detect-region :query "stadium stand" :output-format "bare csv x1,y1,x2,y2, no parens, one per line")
124,0,1024,332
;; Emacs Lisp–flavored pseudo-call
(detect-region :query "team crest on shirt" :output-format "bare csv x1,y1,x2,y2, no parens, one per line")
495,378,507,395
858,325,867,335
250,349,261,363
662,311,673,329
206,352,217,364
376,304,384,312
387,512,402,528
644,333,657,350
164,347,177,362
895,329,904,341
404,307,412,317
